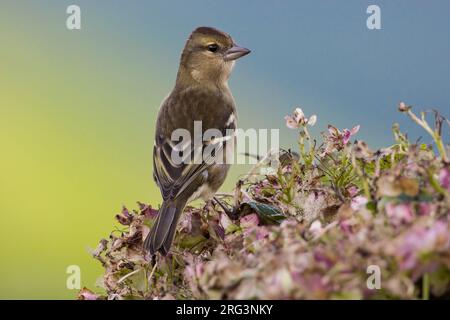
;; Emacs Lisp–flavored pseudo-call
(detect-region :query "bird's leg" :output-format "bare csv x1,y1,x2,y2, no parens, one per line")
213,196,238,220
204,199,215,211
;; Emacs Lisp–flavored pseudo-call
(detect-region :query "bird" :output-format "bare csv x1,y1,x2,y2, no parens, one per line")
144,26,251,256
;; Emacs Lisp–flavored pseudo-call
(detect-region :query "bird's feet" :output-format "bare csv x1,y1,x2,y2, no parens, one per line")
213,197,239,220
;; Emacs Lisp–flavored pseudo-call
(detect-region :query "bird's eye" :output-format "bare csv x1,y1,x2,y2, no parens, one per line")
207,44,219,53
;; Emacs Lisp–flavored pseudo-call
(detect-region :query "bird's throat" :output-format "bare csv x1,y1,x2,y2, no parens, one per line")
176,64,230,91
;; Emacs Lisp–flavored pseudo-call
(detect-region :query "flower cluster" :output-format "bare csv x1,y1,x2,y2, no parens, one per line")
322,125,360,154
285,108,317,129
81,104,450,300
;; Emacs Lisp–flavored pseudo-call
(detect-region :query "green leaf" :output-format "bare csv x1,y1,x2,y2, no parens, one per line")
177,234,207,250
239,201,286,225
126,268,147,293
366,201,377,213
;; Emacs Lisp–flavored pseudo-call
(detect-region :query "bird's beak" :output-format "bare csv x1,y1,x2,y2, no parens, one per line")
224,45,251,61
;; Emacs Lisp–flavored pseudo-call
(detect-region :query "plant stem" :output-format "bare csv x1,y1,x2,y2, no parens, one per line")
302,127,314,166
117,268,142,284
434,134,448,162
422,273,430,300
350,153,372,201
427,169,449,197
405,109,448,161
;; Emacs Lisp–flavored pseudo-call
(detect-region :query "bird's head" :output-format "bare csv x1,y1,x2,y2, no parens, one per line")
177,27,250,87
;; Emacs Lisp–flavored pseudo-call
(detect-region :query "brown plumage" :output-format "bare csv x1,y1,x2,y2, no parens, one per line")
144,27,250,256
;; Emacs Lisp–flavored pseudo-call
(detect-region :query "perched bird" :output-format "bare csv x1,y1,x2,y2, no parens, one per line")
144,27,251,256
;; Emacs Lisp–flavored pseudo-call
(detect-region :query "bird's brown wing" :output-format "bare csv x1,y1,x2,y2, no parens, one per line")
153,87,236,202
148,139,223,255
153,137,225,201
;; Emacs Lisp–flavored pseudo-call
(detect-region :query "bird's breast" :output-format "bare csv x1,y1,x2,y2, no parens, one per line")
157,86,237,138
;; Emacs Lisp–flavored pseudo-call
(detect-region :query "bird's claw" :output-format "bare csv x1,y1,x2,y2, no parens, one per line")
213,197,239,220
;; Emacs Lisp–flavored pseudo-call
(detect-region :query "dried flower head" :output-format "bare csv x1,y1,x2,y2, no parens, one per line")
285,107,317,129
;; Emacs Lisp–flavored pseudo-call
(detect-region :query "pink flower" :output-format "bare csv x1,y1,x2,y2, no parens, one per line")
115,205,133,225
285,115,299,129
438,168,450,192
244,226,270,240
327,125,360,144
298,273,330,299
313,247,335,269
285,108,317,129
342,126,360,144
396,221,449,271
195,263,204,278
77,288,101,300
323,125,360,154
340,219,354,235
347,186,359,198
184,257,205,288
418,202,437,216
240,213,269,240
351,196,368,211
385,203,414,225
309,220,323,237
138,202,158,219
240,213,260,229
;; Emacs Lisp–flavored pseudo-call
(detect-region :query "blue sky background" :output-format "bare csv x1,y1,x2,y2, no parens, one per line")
100,0,450,147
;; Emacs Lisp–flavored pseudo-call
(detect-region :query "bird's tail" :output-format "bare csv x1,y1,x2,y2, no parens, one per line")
144,200,185,256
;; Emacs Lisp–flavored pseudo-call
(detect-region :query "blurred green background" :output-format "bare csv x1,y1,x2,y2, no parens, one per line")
0,0,449,299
